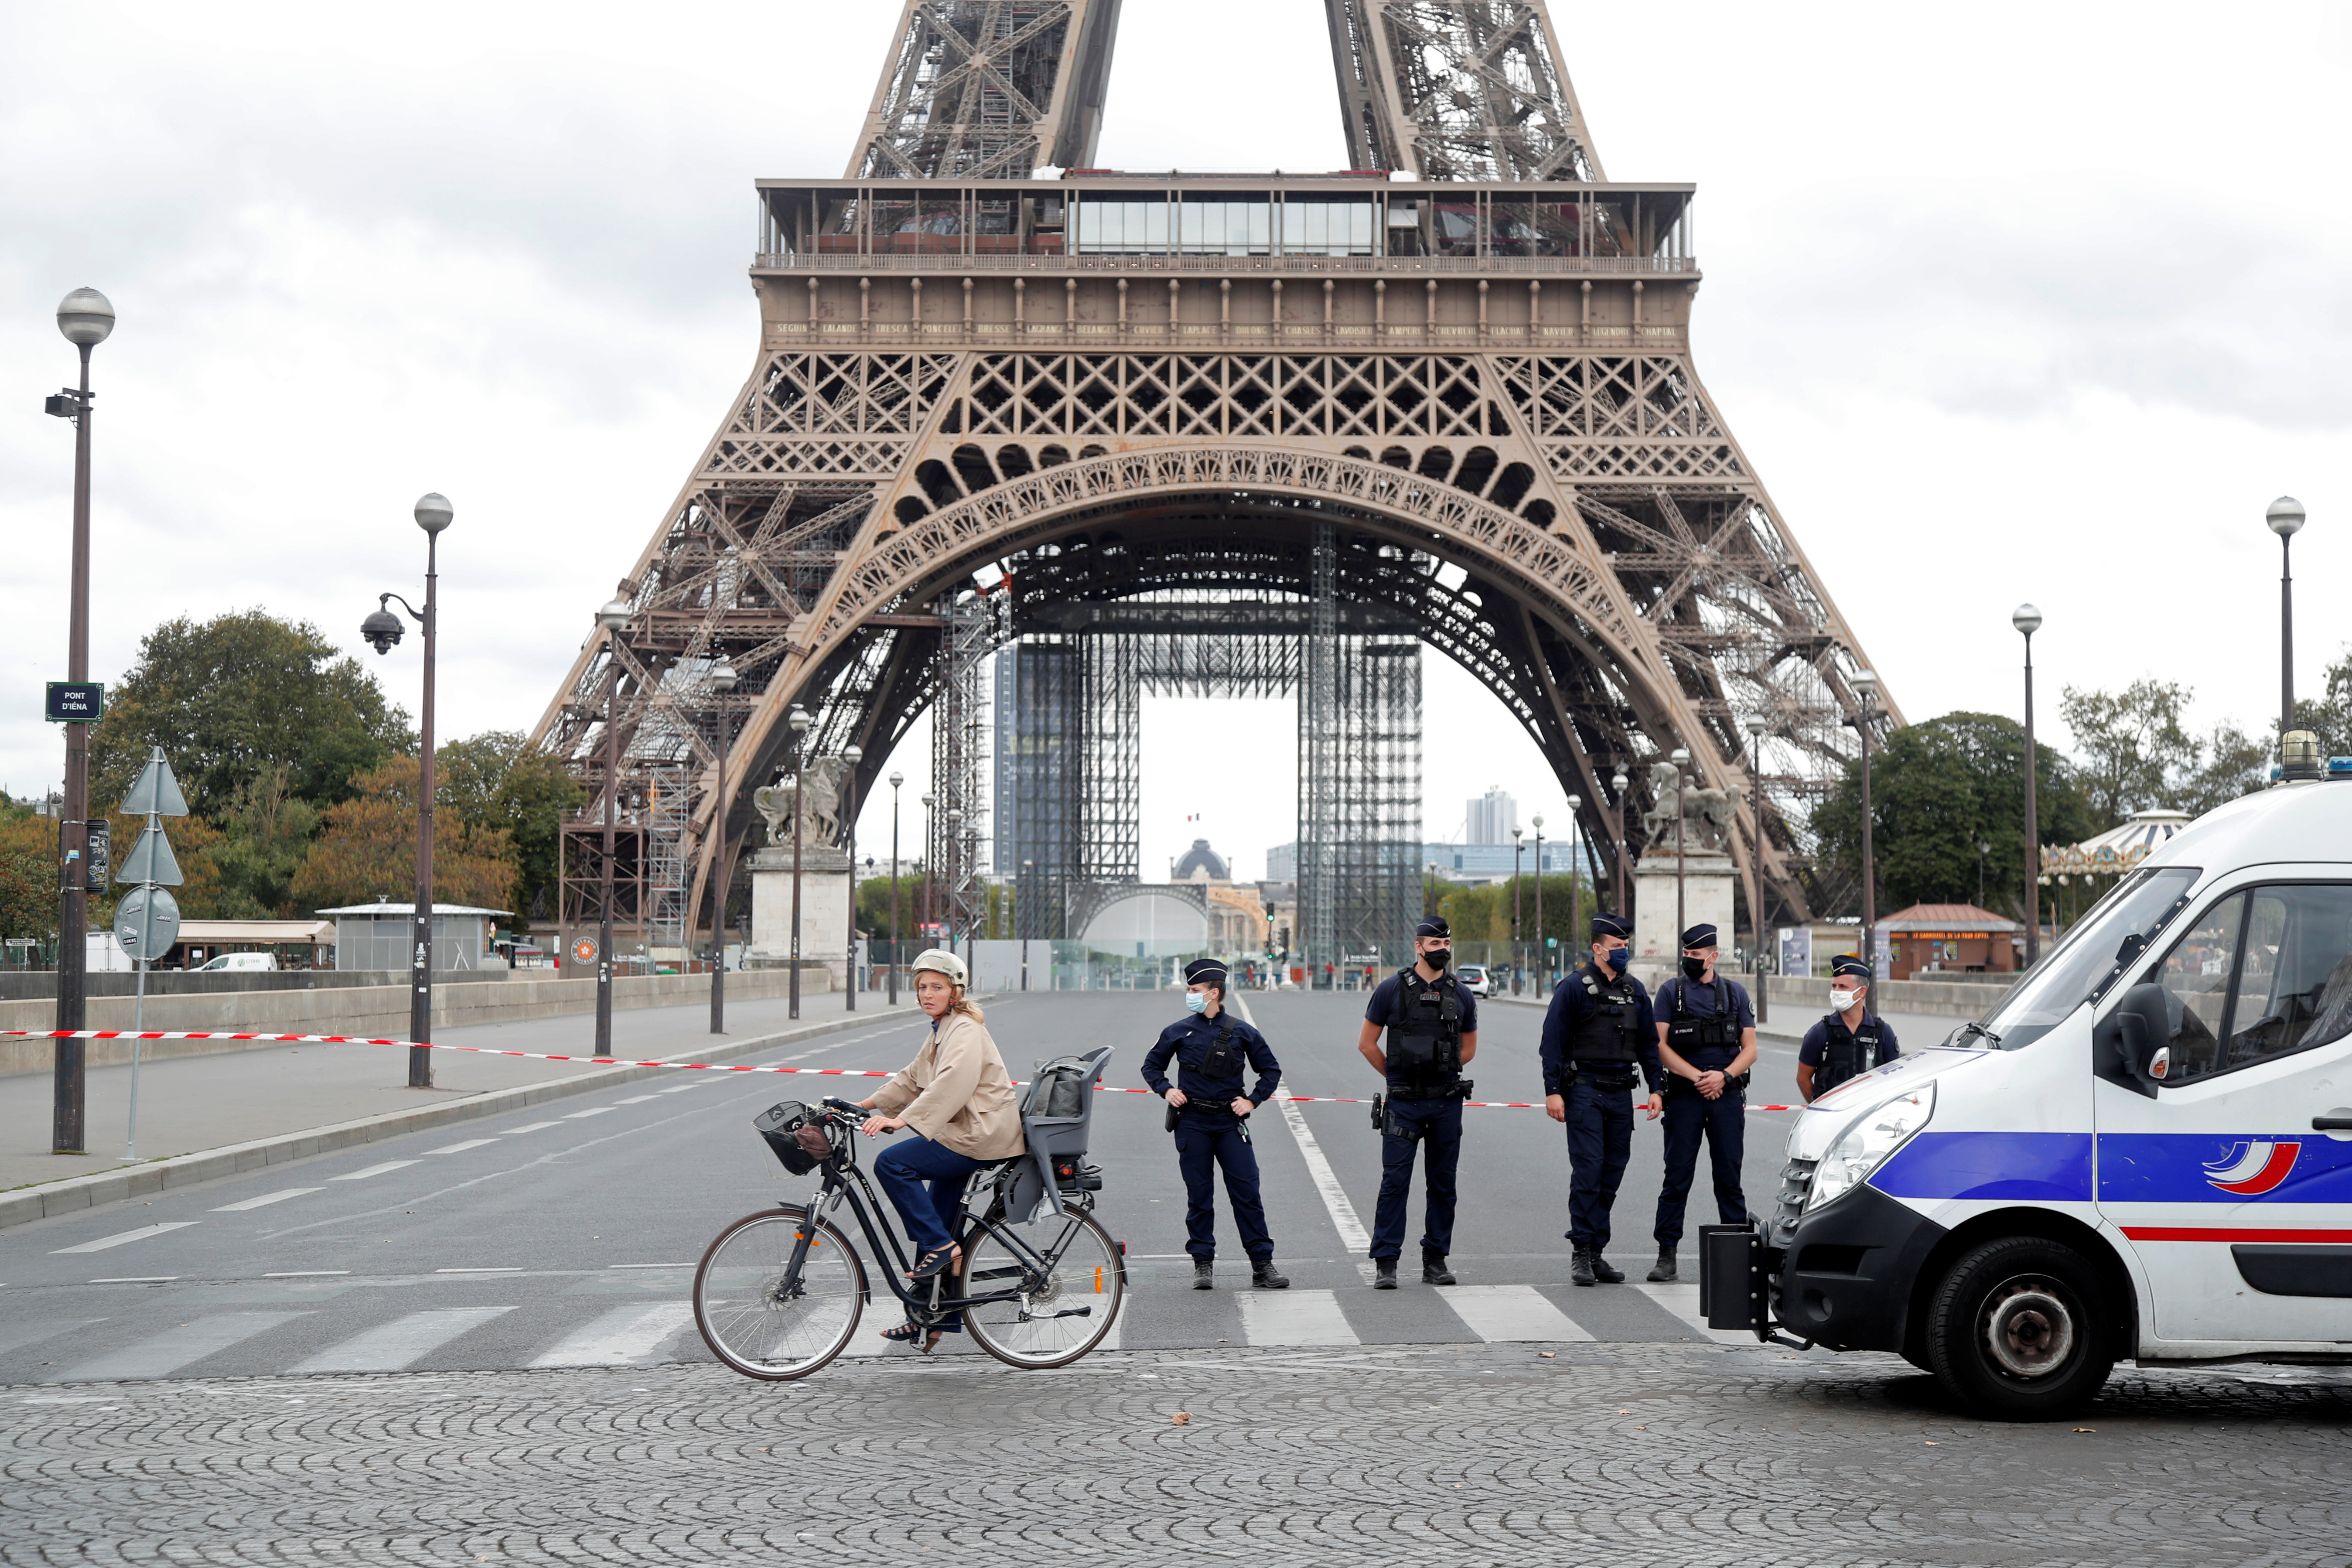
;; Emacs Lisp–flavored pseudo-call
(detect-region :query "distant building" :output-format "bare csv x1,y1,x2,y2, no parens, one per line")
1267,841,1297,881
1466,786,1516,846
1172,838,1231,881
1422,842,1577,883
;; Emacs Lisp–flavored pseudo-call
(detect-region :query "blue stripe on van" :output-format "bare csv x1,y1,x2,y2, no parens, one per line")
1870,1131,2095,1203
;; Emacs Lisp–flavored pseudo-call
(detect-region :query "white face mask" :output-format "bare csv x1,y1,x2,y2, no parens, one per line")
1829,988,1860,1012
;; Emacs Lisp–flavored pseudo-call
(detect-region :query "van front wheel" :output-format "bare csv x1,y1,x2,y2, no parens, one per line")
1924,1236,2113,1420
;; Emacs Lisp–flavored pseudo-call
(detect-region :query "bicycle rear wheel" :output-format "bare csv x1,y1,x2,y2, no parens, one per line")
961,1207,1124,1369
694,1206,864,1380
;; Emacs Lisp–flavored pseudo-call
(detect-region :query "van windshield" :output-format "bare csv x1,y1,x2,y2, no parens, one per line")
1963,866,2200,1050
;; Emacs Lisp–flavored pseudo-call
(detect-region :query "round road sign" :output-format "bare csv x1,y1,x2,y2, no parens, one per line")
115,886,182,960
572,936,599,965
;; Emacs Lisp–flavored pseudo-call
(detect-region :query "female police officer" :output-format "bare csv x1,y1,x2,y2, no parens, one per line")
1142,958,1290,1290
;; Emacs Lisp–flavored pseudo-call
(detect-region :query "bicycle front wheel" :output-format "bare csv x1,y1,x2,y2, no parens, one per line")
694,1206,865,1380
961,1206,1124,1370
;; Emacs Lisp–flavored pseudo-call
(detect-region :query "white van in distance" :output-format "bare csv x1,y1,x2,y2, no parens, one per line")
1706,748,2352,1418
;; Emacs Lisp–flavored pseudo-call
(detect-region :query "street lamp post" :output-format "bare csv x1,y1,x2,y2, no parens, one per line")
788,706,811,1021
1566,794,1582,975
1021,858,1033,991
2269,496,2306,736
1670,748,1691,942
1532,813,1546,989
919,792,935,942
1853,670,1883,974
841,745,862,1011
358,493,454,1088
888,772,905,1002
1511,827,1524,994
592,595,632,1056
1745,715,1768,1022
1610,767,1630,916
2013,605,2042,966
1977,838,1991,909
945,806,965,955
46,287,114,1153
706,656,738,1035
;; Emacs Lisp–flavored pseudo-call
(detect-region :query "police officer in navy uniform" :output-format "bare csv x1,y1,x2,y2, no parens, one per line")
1142,958,1290,1291
1355,916,1478,1289
1798,953,1901,1102
1648,922,1758,1283
1539,912,1665,1286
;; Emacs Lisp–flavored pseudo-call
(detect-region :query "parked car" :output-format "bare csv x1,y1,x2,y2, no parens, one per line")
1455,963,1494,997
197,952,278,972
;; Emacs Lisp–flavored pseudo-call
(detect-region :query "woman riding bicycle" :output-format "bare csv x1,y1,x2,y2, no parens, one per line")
857,947,1025,1348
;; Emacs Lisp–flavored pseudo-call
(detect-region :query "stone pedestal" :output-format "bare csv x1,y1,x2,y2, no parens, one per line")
749,844,852,988
1633,852,1737,961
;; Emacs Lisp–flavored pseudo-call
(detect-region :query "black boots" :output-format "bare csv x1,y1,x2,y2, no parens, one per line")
1591,1253,1626,1284
1193,1258,1215,1290
1373,1258,1399,1290
1570,1250,1598,1287
1252,1259,1290,1290
1422,1249,1457,1286
1647,1247,1678,1283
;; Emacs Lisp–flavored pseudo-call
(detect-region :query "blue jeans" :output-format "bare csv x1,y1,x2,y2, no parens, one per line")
1371,1097,1462,1261
1564,1074,1634,1253
873,1134,983,1255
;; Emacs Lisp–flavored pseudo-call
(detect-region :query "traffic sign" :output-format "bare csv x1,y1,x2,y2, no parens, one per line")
122,748,188,816
115,887,182,960
117,822,182,886
44,682,103,723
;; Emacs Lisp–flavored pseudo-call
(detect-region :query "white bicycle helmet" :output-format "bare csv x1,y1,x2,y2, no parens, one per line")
909,947,968,986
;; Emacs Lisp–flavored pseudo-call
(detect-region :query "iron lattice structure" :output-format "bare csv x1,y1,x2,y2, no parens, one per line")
850,0,1121,181
530,0,1898,963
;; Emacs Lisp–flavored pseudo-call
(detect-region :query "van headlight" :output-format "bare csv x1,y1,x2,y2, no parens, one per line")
1805,1082,1935,1212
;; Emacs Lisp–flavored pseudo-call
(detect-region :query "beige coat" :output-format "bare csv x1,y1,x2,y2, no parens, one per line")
870,1011,1026,1161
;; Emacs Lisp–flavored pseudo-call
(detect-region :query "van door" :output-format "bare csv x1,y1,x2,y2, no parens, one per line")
2095,873,2352,1346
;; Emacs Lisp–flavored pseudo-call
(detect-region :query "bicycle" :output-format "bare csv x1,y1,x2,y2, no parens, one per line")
694,1049,1124,1380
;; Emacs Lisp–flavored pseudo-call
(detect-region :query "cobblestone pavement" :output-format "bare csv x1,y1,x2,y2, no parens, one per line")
3,1342,2349,1567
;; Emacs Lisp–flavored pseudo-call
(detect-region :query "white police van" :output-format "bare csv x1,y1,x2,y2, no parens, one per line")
1706,758,2352,1418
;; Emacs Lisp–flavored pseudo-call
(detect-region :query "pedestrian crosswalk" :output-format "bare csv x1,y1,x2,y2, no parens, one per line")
1,1268,1758,1385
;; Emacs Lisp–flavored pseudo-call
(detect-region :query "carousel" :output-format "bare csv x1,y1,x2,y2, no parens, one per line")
2038,810,2195,929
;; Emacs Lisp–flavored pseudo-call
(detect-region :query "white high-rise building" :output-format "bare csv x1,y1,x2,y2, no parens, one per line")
1466,786,1516,846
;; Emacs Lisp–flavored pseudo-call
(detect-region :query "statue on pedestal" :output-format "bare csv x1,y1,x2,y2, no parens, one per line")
753,758,845,850
1639,759,1744,855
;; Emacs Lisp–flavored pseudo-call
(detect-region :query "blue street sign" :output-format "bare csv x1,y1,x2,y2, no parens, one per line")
45,682,103,723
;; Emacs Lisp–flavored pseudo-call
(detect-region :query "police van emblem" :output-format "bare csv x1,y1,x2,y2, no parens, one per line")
2203,1141,2301,1196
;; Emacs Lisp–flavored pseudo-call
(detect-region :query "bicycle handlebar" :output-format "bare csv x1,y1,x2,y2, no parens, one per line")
821,1095,869,1121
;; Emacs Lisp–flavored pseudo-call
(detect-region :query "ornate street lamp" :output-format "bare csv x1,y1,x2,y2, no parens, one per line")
707,654,738,1035
1511,826,1524,994
1610,766,1630,916
592,594,633,1055
1566,793,1583,978
2269,496,2306,737
888,771,905,1003
788,705,812,1020
841,743,862,1011
1531,813,1545,988
1745,714,1768,1022
1853,670,1883,973
2013,605,2042,964
1669,748,1691,942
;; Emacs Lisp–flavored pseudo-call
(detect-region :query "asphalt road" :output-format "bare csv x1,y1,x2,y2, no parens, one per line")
0,989,1809,1383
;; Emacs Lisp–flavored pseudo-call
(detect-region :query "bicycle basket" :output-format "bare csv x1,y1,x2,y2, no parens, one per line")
752,1100,832,1175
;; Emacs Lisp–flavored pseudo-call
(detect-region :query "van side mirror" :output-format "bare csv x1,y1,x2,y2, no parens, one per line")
2093,982,2172,1097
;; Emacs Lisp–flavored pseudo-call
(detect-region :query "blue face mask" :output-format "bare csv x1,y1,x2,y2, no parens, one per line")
1185,990,1209,1014
1603,946,1631,973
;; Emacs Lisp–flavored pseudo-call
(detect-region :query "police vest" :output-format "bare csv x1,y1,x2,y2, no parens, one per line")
1387,971,1464,1095
1567,968,1642,1064
1178,1017,1243,1103
1814,1013,1883,1097
1662,977,1741,1058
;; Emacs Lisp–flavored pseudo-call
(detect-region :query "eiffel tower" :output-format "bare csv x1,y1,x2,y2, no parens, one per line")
527,0,1896,971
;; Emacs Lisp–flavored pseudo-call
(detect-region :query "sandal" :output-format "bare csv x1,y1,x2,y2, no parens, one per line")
906,1243,961,1281
878,1320,945,1353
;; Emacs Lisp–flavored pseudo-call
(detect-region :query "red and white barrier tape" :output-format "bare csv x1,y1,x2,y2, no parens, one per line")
0,1029,1803,1111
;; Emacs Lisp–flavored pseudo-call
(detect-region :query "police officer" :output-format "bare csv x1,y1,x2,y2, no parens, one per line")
1142,958,1290,1291
1648,923,1758,1283
1539,912,1665,1286
1355,916,1478,1289
1798,953,1901,1102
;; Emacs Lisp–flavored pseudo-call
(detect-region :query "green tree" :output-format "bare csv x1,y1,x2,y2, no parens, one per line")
199,765,322,918
290,756,518,914
1812,712,2090,921
2171,721,2269,818
89,611,414,820
437,731,584,927
2060,679,2198,830
857,875,924,939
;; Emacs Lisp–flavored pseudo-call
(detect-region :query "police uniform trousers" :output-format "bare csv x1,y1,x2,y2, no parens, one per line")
1173,1111,1273,1262
1371,1096,1462,1261
1564,1073,1637,1253
1653,1083,1749,1245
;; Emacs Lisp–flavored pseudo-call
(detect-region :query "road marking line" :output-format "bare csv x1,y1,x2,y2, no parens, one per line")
89,1277,176,1284
1435,1284,1594,1343
613,1095,660,1104
49,1222,199,1255
423,1139,500,1155
288,1306,517,1374
498,1121,565,1133
0,1319,102,1357
331,1161,418,1181
58,1312,310,1382
1236,1288,1359,1347
560,1107,617,1120
212,1189,323,1212
1632,1280,1755,1344
607,1264,696,1270
264,1271,350,1278
1232,994,1370,1258
654,1084,703,1094
529,1302,696,1367
434,1267,520,1274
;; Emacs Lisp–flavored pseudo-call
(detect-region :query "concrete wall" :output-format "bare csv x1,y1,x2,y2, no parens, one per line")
0,966,836,1077
1764,972,2015,1020
0,969,514,1002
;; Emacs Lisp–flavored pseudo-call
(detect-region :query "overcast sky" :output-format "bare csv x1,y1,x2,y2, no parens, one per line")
5,1,2348,884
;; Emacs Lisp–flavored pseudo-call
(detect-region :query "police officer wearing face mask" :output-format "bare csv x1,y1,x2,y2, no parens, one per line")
1648,923,1758,1283
1142,958,1290,1291
1355,916,1478,1289
1798,954,1901,1102
1540,912,1666,1286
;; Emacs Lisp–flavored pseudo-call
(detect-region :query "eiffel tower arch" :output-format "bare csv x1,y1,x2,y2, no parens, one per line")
527,0,1898,969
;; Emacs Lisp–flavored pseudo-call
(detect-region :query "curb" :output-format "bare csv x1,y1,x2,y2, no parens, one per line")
0,1003,918,1235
